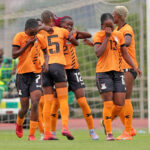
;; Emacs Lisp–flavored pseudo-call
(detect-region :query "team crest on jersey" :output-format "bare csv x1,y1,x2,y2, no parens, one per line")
101,83,107,90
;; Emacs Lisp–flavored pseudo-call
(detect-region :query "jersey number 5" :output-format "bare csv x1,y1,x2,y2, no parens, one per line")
48,35,60,54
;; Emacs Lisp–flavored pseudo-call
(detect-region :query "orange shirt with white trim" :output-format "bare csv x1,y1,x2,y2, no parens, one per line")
93,30,125,73
12,32,47,74
115,24,138,69
39,26,69,65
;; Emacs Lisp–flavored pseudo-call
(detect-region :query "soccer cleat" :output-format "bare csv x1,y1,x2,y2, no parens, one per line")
106,133,115,141
62,127,74,140
43,131,58,140
28,135,37,141
116,131,132,140
101,120,106,135
89,129,99,140
130,128,136,136
16,123,23,138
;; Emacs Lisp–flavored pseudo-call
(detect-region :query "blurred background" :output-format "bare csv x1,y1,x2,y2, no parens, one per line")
0,0,147,129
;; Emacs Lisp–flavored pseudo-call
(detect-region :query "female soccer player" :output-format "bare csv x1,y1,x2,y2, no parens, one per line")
50,16,99,140
93,13,141,141
12,18,49,141
40,10,78,140
112,6,139,140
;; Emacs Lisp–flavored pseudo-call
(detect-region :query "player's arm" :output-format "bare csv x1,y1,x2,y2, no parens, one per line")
94,27,111,58
124,34,132,47
42,48,49,72
121,46,142,76
12,37,36,59
82,39,94,47
75,30,91,39
38,25,53,33
68,31,79,46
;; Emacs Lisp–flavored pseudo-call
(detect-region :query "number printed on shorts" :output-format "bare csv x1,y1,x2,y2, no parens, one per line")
74,72,83,83
120,75,125,85
36,74,41,83
48,35,60,54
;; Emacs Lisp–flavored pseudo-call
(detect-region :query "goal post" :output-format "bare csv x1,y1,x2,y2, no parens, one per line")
146,0,150,133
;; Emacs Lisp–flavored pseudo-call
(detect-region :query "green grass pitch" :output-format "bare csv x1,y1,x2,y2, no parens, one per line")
0,129,150,150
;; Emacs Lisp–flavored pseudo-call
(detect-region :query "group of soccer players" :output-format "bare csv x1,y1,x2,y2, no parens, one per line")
12,5,141,141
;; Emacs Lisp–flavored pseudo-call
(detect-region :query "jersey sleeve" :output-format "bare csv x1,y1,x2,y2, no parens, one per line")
62,28,69,39
37,34,47,50
93,32,103,45
12,33,21,48
123,26,133,37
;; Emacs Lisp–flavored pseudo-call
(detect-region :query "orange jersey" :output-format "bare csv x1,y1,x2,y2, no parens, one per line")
12,32,47,74
39,26,69,65
93,30,125,73
64,33,79,69
115,24,138,69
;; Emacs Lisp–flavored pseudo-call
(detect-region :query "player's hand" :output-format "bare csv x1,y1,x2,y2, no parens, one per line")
133,67,142,77
43,26,54,34
68,29,77,40
26,37,37,45
43,62,49,72
82,39,93,47
105,27,112,37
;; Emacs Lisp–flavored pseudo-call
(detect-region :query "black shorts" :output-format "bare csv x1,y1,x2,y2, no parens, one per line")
42,64,67,87
123,68,137,79
16,73,42,98
66,69,85,91
96,71,126,94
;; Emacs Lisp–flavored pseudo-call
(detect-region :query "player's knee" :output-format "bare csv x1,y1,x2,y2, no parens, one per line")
21,107,28,115
31,100,39,112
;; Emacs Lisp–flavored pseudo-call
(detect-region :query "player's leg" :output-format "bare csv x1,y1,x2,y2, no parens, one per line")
117,70,137,139
50,95,59,137
96,72,114,141
111,72,126,121
52,64,73,140
38,95,44,140
111,71,132,140
16,97,29,138
29,89,41,140
28,73,42,141
67,69,98,140
15,74,30,138
42,67,58,140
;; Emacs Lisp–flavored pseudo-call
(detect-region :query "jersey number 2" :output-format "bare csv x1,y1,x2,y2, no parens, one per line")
48,35,60,54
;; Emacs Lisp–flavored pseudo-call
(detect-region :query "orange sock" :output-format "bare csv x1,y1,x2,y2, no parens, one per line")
103,101,113,134
77,97,94,129
124,99,133,133
29,120,38,136
56,87,69,128
118,107,125,125
43,94,54,133
17,115,25,126
38,95,44,134
111,105,123,121
50,97,59,132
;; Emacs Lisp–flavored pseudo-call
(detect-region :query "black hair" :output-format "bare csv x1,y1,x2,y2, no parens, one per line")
41,10,54,24
35,18,41,22
60,16,72,24
101,13,114,25
25,18,38,30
